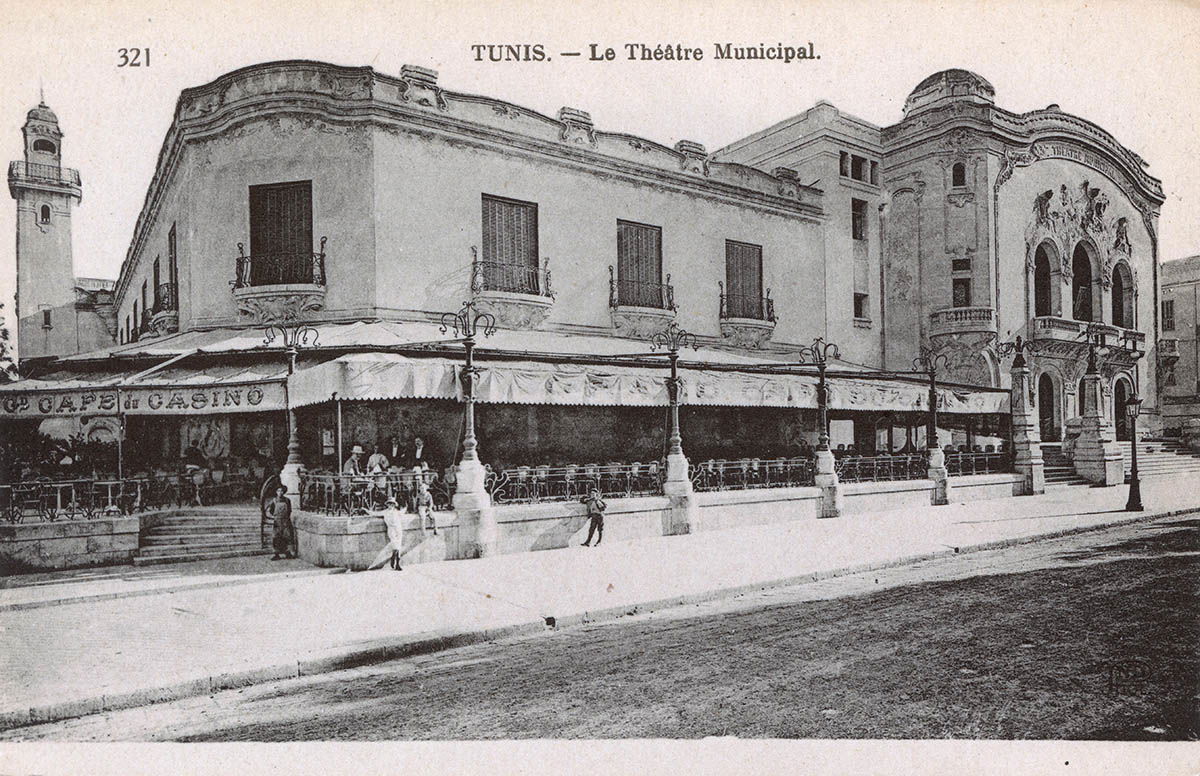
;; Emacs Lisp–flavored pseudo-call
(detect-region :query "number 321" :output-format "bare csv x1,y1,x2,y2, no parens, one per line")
118,48,150,67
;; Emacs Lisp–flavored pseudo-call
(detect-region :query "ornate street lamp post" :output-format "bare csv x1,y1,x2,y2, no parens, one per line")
912,346,951,451
264,323,319,505
995,334,1038,370
794,338,841,451
913,345,952,505
649,321,698,463
440,301,497,467
1124,394,1144,511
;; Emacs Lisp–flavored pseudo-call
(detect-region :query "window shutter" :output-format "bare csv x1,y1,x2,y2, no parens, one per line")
725,241,762,316
617,221,663,306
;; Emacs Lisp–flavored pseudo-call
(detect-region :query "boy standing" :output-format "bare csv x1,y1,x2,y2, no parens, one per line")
580,487,607,547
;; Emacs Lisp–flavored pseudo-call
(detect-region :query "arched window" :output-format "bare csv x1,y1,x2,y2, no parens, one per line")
1111,262,1135,329
38,204,50,224
1072,243,1095,322
1034,244,1053,316
1113,378,1132,440
952,163,966,187
32,139,56,153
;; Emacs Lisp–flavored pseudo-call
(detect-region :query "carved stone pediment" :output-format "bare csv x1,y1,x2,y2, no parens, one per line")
472,290,553,330
611,306,676,339
674,140,710,176
233,284,326,323
719,318,775,350
558,106,596,146
398,64,448,111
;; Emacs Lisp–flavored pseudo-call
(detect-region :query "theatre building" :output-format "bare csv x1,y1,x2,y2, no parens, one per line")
0,62,1169,570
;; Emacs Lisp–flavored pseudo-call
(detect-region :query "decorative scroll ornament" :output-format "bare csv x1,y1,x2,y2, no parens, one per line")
557,107,596,145
397,64,448,111
674,140,710,176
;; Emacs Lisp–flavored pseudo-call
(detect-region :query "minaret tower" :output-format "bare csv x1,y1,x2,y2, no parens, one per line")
8,99,83,361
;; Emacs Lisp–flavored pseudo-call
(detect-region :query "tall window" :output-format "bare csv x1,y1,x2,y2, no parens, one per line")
1162,299,1175,331
140,281,147,324
481,194,539,293
851,199,867,241
248,180,314,286
132,302,139,341
839,152,850,177
152,258,161,311
952,278,972,308
1034,245,1053,317
39,205,50,224
1071,244,1094,322
616,220,665,308
41,309,51,328
724,240,764,319
168,223,178,287
869,161,879,185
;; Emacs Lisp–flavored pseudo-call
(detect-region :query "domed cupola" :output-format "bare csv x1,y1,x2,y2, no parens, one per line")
903,69,995,118
23,100,64,163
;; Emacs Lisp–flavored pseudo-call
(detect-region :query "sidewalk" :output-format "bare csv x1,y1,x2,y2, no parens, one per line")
2,475,1197,730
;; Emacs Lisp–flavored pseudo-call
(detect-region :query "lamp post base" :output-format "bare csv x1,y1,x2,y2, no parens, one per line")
1124,480,1143,512
279,462,303,510
814,449,842,518
452,458,498,558
926,447,950,506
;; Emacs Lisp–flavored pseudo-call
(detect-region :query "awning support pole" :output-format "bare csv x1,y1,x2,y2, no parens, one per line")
335,393,343,469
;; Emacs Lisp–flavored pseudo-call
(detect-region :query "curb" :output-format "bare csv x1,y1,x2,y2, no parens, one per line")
1,505,1194,733
0,567,339,614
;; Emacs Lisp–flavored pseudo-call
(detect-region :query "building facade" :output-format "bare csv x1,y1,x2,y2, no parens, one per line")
1161,256,1199,434
1,62,1169,476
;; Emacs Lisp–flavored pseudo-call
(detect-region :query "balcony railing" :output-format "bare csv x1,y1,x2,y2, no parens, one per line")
944,450,1012,476
1159,337,1180,359
152,282,178,314
720,287,775,322
929,306,996,336
471,257,552,297
1,475,256,523
486,462,664,504
233,237,327,289
609,267,676,310
7,161,81,187
299,470,450,515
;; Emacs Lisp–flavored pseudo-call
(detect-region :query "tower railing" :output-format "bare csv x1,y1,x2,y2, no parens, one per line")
8,161,81,187
153,283,178,314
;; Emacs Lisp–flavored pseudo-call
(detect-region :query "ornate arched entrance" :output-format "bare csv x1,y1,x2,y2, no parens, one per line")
1038,373,1059,442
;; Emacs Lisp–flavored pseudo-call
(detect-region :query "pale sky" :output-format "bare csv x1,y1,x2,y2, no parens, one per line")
1,0,1198,330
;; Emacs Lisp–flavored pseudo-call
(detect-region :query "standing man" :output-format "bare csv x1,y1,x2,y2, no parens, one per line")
269,484,296,560
580,487,607,547
414,479,437,535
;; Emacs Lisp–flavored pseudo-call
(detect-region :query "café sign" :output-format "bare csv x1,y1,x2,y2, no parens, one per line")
0,381,287,418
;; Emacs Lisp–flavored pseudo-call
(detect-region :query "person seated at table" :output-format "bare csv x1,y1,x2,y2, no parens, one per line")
183,441,206,471
342,445,365,475
367,446,390,474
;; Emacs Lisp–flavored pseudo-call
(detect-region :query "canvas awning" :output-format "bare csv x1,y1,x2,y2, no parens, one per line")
287,352,1009,414
0,363,289,418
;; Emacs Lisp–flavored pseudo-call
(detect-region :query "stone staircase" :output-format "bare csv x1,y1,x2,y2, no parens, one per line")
133,506,267,566
1039,444,1091,488
1118,439,1200,482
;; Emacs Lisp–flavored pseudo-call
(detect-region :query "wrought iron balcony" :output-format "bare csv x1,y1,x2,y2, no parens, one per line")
1159,337,1180,360
152,282,178,314
609,267,676,311
232,237,327,289
720,288,775,322
7,161,81,187
471,257,552,297
231,237,328,324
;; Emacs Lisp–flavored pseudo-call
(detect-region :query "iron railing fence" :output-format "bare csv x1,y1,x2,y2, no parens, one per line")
484,462,664,504
0,475,257,523
609,271,676,310
720,291,776,322
298,471,450,515
690,457,815,491
944,450,1012,476
153,282,178,314
835,453,929,483
233,237,327,289
8,161,81,186
471,258,553,297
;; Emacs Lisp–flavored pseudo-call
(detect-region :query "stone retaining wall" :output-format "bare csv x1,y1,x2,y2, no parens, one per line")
295,473,1024,570
0,517,140,574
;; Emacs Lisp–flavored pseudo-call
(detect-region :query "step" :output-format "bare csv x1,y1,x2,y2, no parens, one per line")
147,522,260,532
132,548,270,566
136,542,264,558
141,533,262,547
